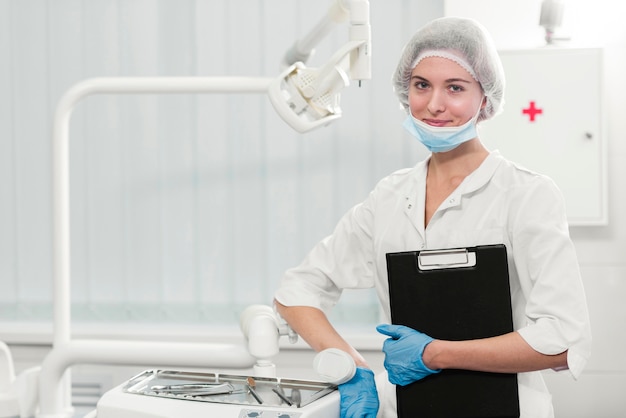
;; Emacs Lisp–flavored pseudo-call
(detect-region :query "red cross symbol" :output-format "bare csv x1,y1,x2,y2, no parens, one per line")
522,101,543,122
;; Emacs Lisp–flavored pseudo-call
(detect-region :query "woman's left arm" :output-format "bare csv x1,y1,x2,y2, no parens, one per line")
504,176,591,378
424,331,568,373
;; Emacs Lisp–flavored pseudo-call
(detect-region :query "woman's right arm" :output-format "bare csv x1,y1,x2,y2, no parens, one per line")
274,300,370,368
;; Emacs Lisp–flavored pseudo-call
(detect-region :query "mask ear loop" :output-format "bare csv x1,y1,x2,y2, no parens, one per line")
468,97,485,125
475,94,488,123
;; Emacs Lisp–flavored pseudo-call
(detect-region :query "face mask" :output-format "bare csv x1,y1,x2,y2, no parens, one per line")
403,102,482,153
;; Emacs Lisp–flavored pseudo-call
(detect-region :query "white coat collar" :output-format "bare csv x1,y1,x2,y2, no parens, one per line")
403,151,504,234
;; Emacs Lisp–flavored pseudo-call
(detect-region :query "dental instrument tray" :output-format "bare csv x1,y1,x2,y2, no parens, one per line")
95,369,340,418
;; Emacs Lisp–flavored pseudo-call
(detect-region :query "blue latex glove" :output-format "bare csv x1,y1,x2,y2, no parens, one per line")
376,324,441,386
338,367,379,418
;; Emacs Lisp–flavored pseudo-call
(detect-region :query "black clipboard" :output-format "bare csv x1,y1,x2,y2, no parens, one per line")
386,244,520,418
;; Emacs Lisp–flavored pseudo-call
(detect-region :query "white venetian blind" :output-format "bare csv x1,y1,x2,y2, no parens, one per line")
0,0,440,327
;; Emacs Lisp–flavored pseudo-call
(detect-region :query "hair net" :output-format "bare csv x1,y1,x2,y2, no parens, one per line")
392,17,505,122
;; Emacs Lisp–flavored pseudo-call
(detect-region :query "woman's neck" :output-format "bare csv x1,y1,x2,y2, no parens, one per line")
423,139,489,227
427,138,489,181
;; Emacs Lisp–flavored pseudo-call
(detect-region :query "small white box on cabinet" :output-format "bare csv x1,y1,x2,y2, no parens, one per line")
479,47,607,226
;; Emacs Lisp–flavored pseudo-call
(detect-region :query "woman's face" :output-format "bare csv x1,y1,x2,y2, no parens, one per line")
408,56,485,127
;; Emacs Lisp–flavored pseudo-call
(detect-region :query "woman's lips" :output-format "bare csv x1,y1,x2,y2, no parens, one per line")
423,119,451,127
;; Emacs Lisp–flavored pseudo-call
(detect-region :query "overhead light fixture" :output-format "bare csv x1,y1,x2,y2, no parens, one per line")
539,0,567,44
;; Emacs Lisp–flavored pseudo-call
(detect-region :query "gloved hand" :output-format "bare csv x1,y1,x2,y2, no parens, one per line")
338,367,379,418
376,324,441,386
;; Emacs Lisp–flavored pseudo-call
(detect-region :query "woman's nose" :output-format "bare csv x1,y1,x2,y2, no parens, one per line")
427,91,445,114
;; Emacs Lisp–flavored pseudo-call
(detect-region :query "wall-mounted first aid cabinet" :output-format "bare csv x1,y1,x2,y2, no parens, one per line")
479,47,607,226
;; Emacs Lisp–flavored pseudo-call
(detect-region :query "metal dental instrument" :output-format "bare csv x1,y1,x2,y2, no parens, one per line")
271,386,293,406
150,383,235,396
300,386,337,407
246,377,264,404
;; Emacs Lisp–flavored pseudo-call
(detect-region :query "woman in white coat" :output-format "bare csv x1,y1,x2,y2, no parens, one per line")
274,16,591,418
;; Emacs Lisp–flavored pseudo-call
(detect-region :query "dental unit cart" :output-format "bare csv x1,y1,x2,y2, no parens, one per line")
94,369,339,418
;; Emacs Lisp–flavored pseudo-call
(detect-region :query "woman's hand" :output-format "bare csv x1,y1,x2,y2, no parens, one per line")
377,324,441,386
338,367,379,417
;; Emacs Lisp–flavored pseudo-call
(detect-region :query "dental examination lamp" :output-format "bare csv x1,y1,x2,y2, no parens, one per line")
269,0,371,132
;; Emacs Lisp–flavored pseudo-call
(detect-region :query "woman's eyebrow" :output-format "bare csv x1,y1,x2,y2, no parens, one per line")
445,78,472,84
411,75,429,83
411,75,472,84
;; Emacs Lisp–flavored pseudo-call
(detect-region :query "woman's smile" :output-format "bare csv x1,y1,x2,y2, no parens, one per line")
422,118,452,127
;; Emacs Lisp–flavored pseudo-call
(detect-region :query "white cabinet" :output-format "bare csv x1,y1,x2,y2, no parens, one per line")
479,48,607,226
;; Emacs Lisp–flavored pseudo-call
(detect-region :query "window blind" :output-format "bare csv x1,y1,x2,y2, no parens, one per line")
0,0,439,327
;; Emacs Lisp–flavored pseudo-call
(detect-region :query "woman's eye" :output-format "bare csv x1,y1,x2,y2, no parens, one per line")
414,81,429,89
449,84,464,92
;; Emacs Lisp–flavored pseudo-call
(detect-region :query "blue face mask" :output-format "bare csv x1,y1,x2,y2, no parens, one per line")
403,103,482,153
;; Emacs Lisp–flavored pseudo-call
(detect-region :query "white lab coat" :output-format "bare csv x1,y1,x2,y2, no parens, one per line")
275,151,592,418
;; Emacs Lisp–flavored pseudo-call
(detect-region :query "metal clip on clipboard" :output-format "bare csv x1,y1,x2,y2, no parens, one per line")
417,248,477,271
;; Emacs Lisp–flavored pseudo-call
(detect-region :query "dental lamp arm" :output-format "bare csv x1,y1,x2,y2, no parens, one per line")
282,0,350,67
346,0,371,81
283,0,371,81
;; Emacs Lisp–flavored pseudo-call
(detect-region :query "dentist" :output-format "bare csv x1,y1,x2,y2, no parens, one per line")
274,16,591,418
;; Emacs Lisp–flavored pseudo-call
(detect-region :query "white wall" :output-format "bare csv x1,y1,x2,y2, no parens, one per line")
2,0,625,416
